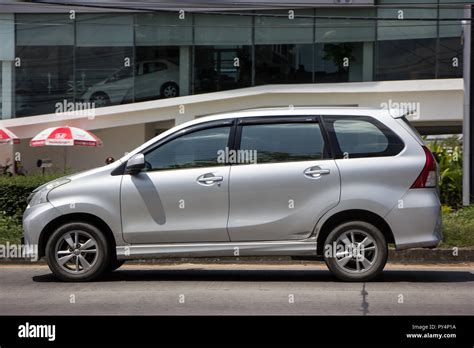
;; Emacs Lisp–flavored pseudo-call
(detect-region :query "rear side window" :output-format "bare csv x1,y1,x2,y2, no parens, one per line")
239,123,325,164
324,116,404,159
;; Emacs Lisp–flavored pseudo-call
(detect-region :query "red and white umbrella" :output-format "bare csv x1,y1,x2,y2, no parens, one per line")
30,126,102,147
30,126,103,172
0,128,20,145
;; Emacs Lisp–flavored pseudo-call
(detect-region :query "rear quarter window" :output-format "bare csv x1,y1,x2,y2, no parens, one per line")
323,116,405,159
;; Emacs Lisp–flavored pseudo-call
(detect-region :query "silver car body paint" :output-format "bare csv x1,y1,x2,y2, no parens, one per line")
23,107,441,261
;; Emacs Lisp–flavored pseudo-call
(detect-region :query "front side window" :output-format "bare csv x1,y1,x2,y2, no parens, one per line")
239,122,325,164
324,116,404,158
144,126,230,171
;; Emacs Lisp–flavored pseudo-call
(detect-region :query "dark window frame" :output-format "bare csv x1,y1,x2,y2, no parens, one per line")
322,115,405,159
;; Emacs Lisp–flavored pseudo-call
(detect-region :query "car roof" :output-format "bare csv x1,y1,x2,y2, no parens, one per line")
194,106,385,123
122,106,388,161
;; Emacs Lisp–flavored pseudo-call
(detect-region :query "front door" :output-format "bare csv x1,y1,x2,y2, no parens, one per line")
120,124,232,244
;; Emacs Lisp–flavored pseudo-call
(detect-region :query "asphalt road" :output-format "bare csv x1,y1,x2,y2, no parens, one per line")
0,263,473,315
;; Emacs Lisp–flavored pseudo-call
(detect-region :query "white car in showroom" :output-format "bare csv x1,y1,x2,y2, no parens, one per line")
81,59,180,107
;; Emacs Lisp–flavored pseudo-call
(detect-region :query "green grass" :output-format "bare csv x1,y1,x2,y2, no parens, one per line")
440,205,474,247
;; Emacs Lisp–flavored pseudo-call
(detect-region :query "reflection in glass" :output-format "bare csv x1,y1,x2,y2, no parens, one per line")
76,14,134,108
194,13,252,94
376,1,437,80
437,3,463,78
194,46,252,93
376,39,436,80
15,14,74,117
135,50,179,101
315,42,363,83
254,10,313,45
77,47,133,107
135,47,181,102
135,12,190,100
255,45,313,85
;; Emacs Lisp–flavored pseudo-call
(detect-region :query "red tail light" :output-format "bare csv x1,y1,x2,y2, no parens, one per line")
411,146,438,189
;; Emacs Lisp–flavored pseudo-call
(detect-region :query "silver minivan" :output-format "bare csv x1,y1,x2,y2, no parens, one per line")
23,107,442,282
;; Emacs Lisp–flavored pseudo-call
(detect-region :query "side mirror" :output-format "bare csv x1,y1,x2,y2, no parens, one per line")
125,154,145,174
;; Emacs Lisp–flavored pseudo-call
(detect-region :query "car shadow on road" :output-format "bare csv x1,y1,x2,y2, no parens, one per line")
32,269,474,283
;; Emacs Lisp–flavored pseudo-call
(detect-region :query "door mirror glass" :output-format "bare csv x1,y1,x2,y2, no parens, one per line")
126,153,145,174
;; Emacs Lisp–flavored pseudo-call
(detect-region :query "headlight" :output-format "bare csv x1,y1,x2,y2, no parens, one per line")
27,178,71,207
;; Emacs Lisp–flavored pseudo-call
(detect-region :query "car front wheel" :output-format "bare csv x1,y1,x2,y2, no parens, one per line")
323,221,388,282
45,222,110,282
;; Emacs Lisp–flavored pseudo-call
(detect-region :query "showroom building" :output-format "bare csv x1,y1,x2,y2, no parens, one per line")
0,0,468,173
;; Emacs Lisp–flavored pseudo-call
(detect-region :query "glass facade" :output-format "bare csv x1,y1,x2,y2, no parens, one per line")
15,14,74,117
2,3,465,118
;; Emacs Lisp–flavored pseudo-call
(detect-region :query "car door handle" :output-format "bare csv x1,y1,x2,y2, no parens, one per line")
197,173,224,186
304,167,330,178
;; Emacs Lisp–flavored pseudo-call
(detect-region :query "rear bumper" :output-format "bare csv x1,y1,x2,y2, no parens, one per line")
385,188,442,250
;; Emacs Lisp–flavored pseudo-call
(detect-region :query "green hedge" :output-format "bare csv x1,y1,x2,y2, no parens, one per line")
0,174,65,221
441,205,474,247
0,214,23,244
426,136,462,209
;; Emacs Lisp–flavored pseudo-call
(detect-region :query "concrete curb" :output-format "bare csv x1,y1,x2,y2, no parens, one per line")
0,248,472,265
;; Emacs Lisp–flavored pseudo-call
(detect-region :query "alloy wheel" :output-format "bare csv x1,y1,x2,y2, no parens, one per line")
162,85,178,98
333,229,378,274
54,230,99,274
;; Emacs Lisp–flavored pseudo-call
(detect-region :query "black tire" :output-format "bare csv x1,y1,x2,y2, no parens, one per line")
107,259,125,272
90,92,110,107
323,221,388,282
160,82,179,98
45,222,110,282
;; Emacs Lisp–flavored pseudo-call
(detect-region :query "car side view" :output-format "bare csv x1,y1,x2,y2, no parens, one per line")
23,107,442,282
81,59,180,107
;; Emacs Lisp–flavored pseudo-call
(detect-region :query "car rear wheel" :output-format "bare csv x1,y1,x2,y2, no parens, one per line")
323,221,388,282
90,92,110,107
160,82,179,98
45,222,110,282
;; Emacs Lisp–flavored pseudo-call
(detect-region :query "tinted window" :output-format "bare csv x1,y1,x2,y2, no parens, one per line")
240,123,325,164
144,62,166,74
325,116,404,158
145,126,230,171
